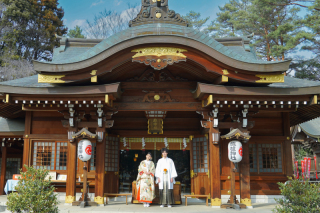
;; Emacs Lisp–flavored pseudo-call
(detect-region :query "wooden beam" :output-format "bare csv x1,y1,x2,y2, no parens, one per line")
283,112,293,177
209,123,221,206
26,134,68,140
66,141,77,203
22,111,32,172
110,130,200,137
195,83,320,99
94,135,106,204
113,102,206,111
121,82,197,90
0,146,7,195
213,75,228,85
240,141,251,206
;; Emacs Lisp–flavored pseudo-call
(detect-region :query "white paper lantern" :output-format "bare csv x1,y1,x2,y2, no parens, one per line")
228,141,243,163
78,139,92,162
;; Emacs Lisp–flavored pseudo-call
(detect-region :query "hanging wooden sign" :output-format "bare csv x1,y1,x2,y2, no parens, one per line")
148,118,163,134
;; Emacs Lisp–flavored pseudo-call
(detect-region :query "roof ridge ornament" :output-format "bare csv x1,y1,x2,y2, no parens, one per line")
129,0,188,27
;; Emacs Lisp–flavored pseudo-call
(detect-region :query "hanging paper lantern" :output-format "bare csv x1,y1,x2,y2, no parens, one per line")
78,139,92,162
228,141,242,163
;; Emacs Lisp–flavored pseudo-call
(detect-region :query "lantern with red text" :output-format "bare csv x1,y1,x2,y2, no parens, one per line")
78,139,92,162
228,141,243,163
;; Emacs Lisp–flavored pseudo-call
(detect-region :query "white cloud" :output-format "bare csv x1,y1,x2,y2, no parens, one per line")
91,0,104,7
71,19,86,29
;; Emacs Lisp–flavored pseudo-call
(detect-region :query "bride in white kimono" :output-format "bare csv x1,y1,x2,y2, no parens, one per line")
155,148,177,208
136,152,155,207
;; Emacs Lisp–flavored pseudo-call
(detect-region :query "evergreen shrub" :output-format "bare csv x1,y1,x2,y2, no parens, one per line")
273,178,320,213
6,165,59,213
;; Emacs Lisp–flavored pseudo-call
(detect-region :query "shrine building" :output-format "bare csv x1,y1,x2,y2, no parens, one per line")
0,0,320,208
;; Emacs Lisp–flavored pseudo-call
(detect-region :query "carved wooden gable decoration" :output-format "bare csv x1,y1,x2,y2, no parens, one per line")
132,47,187,70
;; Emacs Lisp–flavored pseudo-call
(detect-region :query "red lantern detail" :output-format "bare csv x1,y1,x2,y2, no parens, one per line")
85,145,92,155
239,147,243,157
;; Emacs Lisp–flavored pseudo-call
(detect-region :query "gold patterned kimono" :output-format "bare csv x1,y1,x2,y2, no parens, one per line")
136,160,156,203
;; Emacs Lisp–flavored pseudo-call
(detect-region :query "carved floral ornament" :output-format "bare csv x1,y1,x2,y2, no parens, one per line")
132,47,187,70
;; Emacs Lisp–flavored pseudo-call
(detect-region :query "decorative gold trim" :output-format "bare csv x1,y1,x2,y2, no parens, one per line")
175,181,181,185
38,74,65,83
211,198,221,206
91,70,97,75
227,190,231,195
175,201,181,204
202,95,213,107
240,198,252,206
222,69,229,75
256,74,285,83
156,12,162,19
221,75,228,82
94,196,104,205
5,94,9,103
132,47,187,58
189,135,194,141
190,170,195,178
91,76,97,83
205,134,208,140
154,95,160,101
206,169,210,178
65,195,75,203
133,200,140,203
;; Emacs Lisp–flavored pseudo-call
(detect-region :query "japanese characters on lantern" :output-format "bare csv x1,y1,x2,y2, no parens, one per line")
228,141,243,163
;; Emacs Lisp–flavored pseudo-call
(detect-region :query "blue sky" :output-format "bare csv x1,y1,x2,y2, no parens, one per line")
59,0,230,30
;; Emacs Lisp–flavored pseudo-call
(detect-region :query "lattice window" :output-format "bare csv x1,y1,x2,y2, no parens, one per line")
249,144,257,172
33,142,54,170
192,137,208,173
6,158,21,179
33,142,68,171
56,142,68,170
90,143,97,171
105,136,119,172
258,144,282,173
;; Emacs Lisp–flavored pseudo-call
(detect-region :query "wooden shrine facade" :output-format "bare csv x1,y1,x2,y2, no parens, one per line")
0,0,320,208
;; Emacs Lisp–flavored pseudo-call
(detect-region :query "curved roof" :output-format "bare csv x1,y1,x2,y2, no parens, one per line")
300,117,320,139
34,23,290,73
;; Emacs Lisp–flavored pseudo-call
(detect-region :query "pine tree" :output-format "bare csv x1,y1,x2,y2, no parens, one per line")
210,0,306,61
68,25,85,38
182,11,210,32
1,0,67,61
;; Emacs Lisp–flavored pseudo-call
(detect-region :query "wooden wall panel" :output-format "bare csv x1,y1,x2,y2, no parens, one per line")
31,111,65,135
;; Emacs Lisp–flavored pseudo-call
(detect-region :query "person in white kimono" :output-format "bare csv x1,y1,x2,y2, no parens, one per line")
155,148,177,208
136,152,155,207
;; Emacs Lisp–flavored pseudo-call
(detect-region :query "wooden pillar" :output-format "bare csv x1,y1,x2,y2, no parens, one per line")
66,140,77,203
283,112,293,176
22,111,32,172
209,123,221,207
94,135,106,205
0,146,7,195
240,141,251,207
